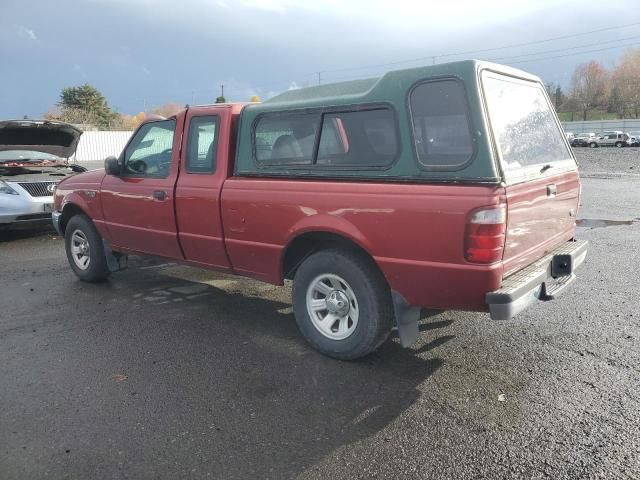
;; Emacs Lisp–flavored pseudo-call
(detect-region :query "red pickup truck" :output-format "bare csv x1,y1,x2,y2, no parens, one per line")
52,61,587,359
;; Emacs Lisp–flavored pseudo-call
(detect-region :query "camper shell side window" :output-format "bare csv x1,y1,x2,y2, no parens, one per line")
408,78,476,171
252,105,400,171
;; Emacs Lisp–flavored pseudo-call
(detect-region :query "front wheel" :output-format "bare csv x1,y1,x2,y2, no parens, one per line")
64,214,111,282
615,141,623,148
589,142,598,148
292,248,394,360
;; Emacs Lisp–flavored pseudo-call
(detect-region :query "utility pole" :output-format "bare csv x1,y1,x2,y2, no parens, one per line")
432,56,437,65
221,84,224,98
317,72,322,86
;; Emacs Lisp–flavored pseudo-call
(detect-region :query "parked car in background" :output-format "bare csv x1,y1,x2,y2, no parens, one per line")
571,132,596,147
628,131,640,146
0,120,85,231
588,131,630,148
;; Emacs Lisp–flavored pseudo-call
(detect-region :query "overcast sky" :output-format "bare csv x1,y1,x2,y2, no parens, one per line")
1,0,639,118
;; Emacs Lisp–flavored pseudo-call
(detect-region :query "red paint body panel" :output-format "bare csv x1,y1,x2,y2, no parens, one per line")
100,113,186,258
502,170,580,276
174,105,242,269
221,178,506,310
55,170,110,238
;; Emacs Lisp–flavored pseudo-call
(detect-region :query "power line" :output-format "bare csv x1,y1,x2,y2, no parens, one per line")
489,34,640,62
435,21,640,58
315,39,640,85
504,41,640,65
311,20,640,76
133,22,640,107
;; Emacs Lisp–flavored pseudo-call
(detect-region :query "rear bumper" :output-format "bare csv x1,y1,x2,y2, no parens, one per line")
486,239,588,320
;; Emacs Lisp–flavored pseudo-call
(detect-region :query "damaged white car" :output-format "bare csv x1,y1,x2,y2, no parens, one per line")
0,120,85,231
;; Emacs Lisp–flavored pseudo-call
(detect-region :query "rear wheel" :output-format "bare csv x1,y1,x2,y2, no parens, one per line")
615,141,623,148
589,142,598,148
292,248,394,360
64,214,110,282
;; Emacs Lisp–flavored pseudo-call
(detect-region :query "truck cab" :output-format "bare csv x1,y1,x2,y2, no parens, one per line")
95,104,242,267
52,60,587,360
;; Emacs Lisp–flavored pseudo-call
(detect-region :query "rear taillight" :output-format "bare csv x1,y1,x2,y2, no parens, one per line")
465,206,506,264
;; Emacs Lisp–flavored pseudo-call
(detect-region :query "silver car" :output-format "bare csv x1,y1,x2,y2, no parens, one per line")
0,120,84,231
590,131,630,148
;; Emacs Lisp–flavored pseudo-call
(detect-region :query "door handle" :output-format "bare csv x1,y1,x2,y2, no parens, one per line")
153,190,167,201
546,184,557,196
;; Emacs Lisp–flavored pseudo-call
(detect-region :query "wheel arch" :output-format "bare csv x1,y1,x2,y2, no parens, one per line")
59,202,89,235
281,229,384,283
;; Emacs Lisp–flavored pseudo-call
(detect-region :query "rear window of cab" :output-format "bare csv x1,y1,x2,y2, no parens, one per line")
252,106,399,169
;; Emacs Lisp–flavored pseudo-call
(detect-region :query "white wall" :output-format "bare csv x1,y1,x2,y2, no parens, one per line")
71,131,133,162
562,120,640,134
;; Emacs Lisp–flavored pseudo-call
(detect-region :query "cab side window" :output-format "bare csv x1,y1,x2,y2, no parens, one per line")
123,120,176,177
186,116,218,173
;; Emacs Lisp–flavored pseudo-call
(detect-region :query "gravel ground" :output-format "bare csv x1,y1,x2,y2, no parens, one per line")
0,149,639,479
573,146,640,176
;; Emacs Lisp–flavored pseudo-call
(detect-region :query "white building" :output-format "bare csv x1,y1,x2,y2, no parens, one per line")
71,131,133,162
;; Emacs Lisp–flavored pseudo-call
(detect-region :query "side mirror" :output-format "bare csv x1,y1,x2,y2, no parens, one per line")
104,156,121,176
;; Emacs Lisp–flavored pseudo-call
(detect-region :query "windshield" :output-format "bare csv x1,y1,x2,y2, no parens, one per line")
482,71,573,176
0,150,62,163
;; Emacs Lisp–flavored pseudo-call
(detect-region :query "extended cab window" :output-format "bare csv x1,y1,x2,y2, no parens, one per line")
254,113,320,165
317,108,397,167
123,120,176,177
482,72,573,175
409,80,474,169
186,115,218,173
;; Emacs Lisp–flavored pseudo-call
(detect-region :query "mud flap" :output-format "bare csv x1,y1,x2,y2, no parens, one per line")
392,292,420,347
102,239,128,272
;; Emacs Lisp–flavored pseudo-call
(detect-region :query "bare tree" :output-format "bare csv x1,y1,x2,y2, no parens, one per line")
44,106,105,128
568,61,609,121
610,49,640,118
150,103,184,117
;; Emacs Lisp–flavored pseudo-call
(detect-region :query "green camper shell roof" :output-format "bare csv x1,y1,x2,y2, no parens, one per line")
234,60,544,181
262,60,538,110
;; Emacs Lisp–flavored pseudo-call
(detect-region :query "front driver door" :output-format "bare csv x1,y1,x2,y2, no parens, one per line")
101,118,183,259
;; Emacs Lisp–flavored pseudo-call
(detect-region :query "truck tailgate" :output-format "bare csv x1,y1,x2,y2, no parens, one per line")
502,170,580,277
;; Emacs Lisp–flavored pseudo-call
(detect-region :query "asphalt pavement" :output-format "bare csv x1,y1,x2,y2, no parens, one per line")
1,149,639,479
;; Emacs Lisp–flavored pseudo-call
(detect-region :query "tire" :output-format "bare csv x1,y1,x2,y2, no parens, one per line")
589,142,598,148
615,141,623,148
64,214,110,282
292,248,394,360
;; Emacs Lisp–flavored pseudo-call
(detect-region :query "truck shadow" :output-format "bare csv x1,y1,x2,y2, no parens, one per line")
94,267,454,478
0,227,55,243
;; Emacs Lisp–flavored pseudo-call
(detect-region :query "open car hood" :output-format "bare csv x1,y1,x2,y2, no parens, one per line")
0,120,83,158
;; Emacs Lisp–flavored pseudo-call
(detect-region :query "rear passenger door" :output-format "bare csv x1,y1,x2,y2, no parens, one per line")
174,109,232,270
